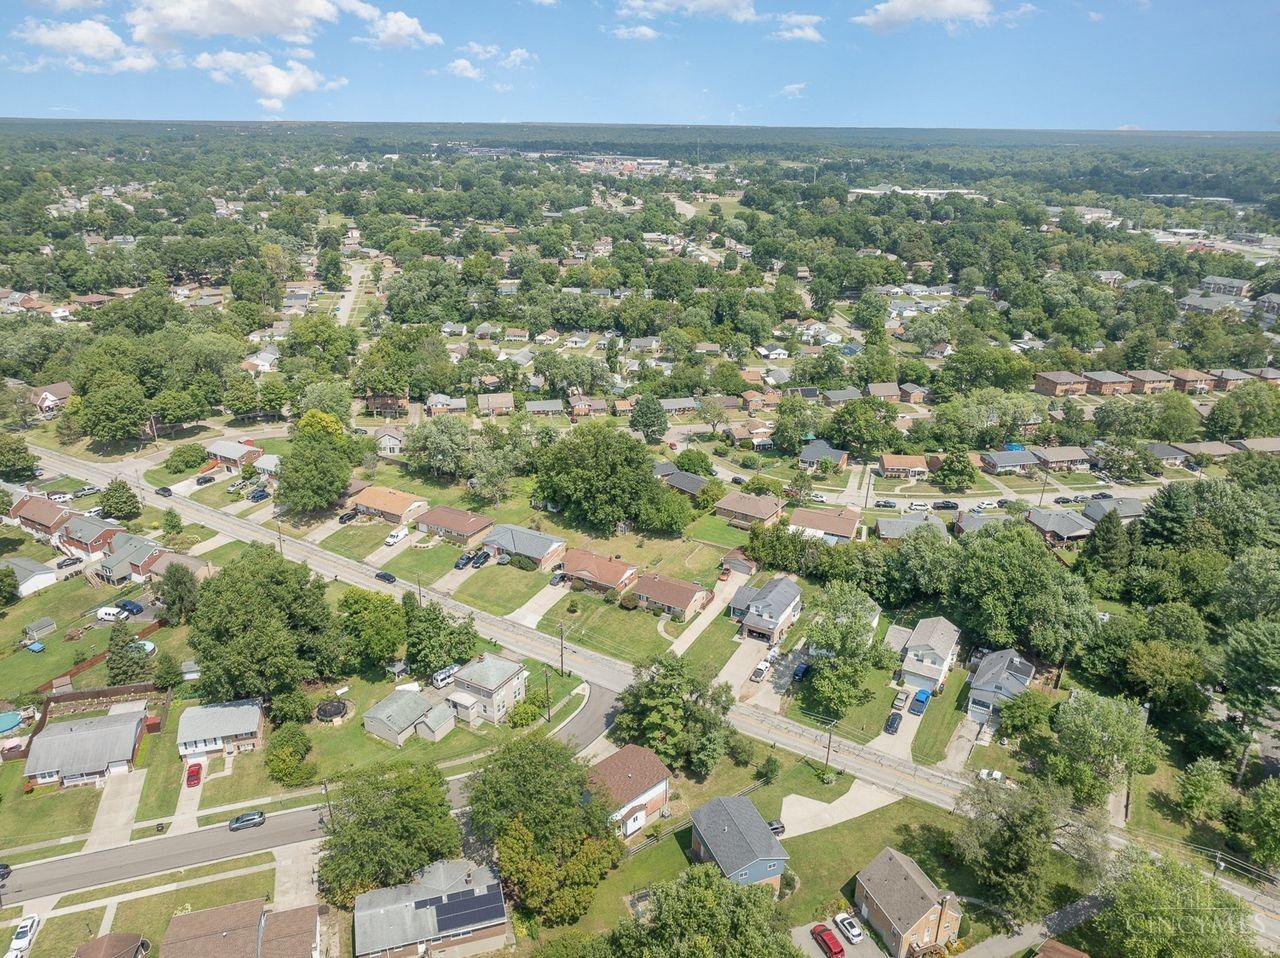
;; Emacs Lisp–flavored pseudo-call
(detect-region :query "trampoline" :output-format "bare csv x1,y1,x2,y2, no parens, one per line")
0,711,22,734
316,699,348,723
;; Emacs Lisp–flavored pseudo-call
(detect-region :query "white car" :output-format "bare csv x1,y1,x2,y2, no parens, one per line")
10,916,38,952
907,501,929,512
978,768,1004,783
749,660,771,683
809,492,827,502
976,500,997,510
48,492,73,504
834,912,864,945
95,606,130,623
383,527,409,547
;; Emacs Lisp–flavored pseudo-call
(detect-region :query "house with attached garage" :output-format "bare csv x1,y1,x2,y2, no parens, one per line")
967,649,1035,726
176,698,264,758
28,380,73,416
878,454,928,480
350,485,428,526
424,393,468,416
24,711,146,787
477,392,515,416
98,532,167,585
887,616,960,693
1028,445,1091,472
206,439,262,471
797,439,848,472
8,494,74,541
1146,442,1191,468
854,848,963,958
979,448,1038,476
448,653,528,726
589,743,673,838
630,572,710,621
481,524,565,570
727,576,802,644
0,556,57,598
353,859,511,958
524,399,565,417
415,504,493,548
690,795,790,891
1027,507,1095,545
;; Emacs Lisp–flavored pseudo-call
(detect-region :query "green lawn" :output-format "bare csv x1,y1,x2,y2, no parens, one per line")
28,906,105,958
680,614,741,683
452,565,548,616
110,870,276,955
133,701,191,824
539,591,671,664
1056,471,1104,489
200,539,250,567
321,521,395,561
189,477,239,507
686,514,750,548
55,852,276,908
0,528,58,562
1127,750,1232,857
382,543,464,587
0,760,101,849
0,840,86,866
750,756,851,820
965,743,1028,781
911,669,970,765
144,461,203,488
787,666,900,745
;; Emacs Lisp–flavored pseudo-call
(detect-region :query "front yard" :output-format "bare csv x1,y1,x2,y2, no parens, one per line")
787,665,900,745
538,591,672,664
911,669,970,765
321,521,395,561
0,760,102,850
110,870,277,951
680,613,741,683
451,565,548,615
381,542,464,587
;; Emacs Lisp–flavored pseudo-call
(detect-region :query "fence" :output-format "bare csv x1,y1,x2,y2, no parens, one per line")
626,779,764,858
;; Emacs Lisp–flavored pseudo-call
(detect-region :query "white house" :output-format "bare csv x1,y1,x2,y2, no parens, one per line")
176,699,264,758
0,556,57,597
889,617,960,692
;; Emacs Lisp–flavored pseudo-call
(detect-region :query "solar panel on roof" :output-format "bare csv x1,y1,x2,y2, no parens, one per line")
414,895,445,909
433,885,506,935
445,888,475,902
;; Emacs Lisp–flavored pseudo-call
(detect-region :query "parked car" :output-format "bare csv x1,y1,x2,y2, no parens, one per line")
976,500,997,510
1091,491,1114,500
374,571,397,584
351,427,369,435
550,571,566,586
809,492,827,502
383,527,409,547
1053,496,1073,505
186,764,202,788
48,492,72,504
908,688,932,716
810,924,844,958
766,819,785,836
792,662,809,682
228,480,247,493
96,606,130,623
74,485,100,498
432,664,461,689
933,500,960,511
978,768,1004,783
228,810,266,832
337,510,358,525
731,475,746,485
884,711,902,735
0,863,11,881
56,556,81,570
834,912,864,946
1073,494,1090,503
194,475,216,487
496,554,510,565
908,501,928,512
247,489,270,503
84,506,103,518
115,599,144,616
718,567,730,581
471,550,491,568
996,498,1010,508
873,499,897,509
749,660,770,683
9,916,38,952
455,552,475,570
892,690,908,711
156,487,173,498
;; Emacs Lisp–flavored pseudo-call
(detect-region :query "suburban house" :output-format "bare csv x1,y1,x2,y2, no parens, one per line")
28,380,73,416
823,387,863,406
1146,442,1191,467
954,510,1011,536
690,795,790,890
482,524,566,570
899,383,928,403
888,616,960,692
477,392,515,416
162,898,319,958
425,394,468,416
979,449,1039,476
73,933,146,958
798,439,848,471
206,439,262,471
1082,370,1132,395
98,532,167,585
630,572,710,620
374,425,405,457
714,491,784,529
365,389,410,418
416,505,493,548
590,744,673,839
353,859,510,958
524,399,565,416
1033,371,1087,398
560,548,638,592
868,382,900,401
1082,497,1146,525
449,653,528,726
878,454,929,480
854,848,963,958
967,649,1036,725
1209,368,1251,391
1027,507,1095,544
1028,445,1091,472
9,494,73,541
0,555,57,597
657,467,708,499
1168,368,1215,394
727,576,802,644
660,397,697,415
176,699,264,758
24,711,145,787
1174,440,1240,462
1231,437,1280,454
788,506,861,545
254,453,281,478
363,690,452,748
350,486,428,526
1125,369,1174,394
876,513,949,541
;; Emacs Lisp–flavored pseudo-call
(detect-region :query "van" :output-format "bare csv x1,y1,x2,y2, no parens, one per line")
384,527,409,547
432,664,461,689
96,606,130,623
49,492,73,503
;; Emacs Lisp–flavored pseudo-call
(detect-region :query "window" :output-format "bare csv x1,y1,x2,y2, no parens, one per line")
739,871,748,879
768,863,777,871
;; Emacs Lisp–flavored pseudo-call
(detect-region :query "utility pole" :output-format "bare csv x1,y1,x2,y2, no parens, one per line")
558,624,566,676
544,670,551,723
416,574,422,602
321,779,334,820
275,519,284,556
1037,468,1049,507
824,725,833,770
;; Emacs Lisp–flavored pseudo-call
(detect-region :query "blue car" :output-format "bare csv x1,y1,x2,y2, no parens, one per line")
792,662,809,682
115,599,145,616
454,552,474,570
247,489,270,503
470,550,491,568
908,688,932,716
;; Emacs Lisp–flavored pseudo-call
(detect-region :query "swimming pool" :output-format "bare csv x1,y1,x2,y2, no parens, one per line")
0,711,22,734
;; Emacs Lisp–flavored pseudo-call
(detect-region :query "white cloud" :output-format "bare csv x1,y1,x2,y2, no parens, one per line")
771,12,823,41
529,0,557,5
777,81,806,98
492,82,513,93
36,0,104,10
617,0,758,23
852,0,1033,31
461,40,500,59
1116,123,1143,131
613,24,661,39
15,17,157,72
446,57,484,79
357,9,442,47
499,47,535,68
193,49,344,108
287,46,316,58
1087,9,1103,20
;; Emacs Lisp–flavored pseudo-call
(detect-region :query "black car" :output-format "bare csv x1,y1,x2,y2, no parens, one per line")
792,662,809,682
195,475,216,486
228,810,266,832
873,499,897,509
455,552,475,570
352,427,369,435
932,500,960,511
996,498,1010,508
374,571,397,584
884,712,903,735
56,556,82,569
731,475,746,485
0,863,11,881
1053,496,1073,505
156,486,173,497
471,550,491,568
338,510,358,524
1091,491,1113,500
766,819,786,836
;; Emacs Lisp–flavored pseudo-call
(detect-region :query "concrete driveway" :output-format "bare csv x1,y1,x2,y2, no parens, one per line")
364,529,422,567
780,780,900,839
669,569,749,656
433,560,477,596
169,758,205,836
790,921,881,958
304,514,346,543
82,768,147,852
864,702,925,759
508,581,567,628
717,637,770,697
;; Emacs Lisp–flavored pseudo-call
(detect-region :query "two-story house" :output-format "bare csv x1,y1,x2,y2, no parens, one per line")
854,848,963,958
690,795,789,891
967,649,1035,726
890,616,960,693
448,653,528,726
727,577,802,644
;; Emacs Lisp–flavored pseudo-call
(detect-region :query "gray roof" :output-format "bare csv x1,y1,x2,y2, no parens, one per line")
482,523,565,561
823,388,863,403
730,577,801,618
877,513,948,540
955,511,1011,535
365,690,429,734
798,439,846,466
1081,497,1145,524
971,649,1035,699
905,617,960,658
691,795,789,874
1083,370,1131,384
665,470,708,496
523,400,565,414
423,702,454,733
653,460,677,478
0,555,53,586
62,514,123,543
455,654,526,692
981,449,1038,468
1027,508,1095,539
177,699,262,744
207,439,256,460
25,712,143,778
1146,442,1188,460
101,533,163,577
354,859,506,956
858,848,946,934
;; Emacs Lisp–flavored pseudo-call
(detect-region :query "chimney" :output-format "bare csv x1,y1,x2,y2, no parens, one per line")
465,870,472,885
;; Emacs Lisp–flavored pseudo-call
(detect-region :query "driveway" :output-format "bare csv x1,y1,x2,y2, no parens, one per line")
789,922,881,958
669,569,749,656
82,769,147,853
940,716,981,773
304,514,346,543
433,561,478,596
169,758,205,837
716,637,769,697
364,529,422,567
780,780,899,839
507,582,567,628
863,702,925,760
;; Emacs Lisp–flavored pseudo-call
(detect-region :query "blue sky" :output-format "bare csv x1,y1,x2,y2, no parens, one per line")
1,0,1277,130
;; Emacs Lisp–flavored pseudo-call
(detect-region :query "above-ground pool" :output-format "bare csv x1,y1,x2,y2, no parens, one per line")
0,711,22,734
131,640,157,656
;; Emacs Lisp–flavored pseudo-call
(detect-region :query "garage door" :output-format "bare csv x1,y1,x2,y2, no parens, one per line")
107,761,129,775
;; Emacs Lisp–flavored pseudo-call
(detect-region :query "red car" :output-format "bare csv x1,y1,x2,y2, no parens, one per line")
185,763,202,788
810,924,844,958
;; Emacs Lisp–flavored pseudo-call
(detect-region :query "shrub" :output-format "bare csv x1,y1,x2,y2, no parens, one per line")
525,685,550,712
511,555,536,572
603,588,619,605
165,443,208,473
270,688,314,726
725,732,756,767
569,578,586,593
740,452,762,470
758,754,781,784
780,869,798,898
618,592,640,611
508,700,542,728
265,722,316,787
566,598,580,615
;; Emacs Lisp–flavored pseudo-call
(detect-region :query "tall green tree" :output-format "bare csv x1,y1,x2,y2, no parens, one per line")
99,479,141,520
158,561,199,624
106,620,149,685
628,393,669,444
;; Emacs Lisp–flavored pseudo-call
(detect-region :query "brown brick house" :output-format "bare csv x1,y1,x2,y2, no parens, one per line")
714,491,784,529
1125,369,1174,394
854,848,963,958
560,548,637,592
1033,371,1087,397
415,504,493,548
1168,368,1215,394
1082,370,1132,395
878,454,928,480
630,572,710,620
350,485,428,525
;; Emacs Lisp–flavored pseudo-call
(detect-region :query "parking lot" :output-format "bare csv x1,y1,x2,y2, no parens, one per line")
789,918,884,958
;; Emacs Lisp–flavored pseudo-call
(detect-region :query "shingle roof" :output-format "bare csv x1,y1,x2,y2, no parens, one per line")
260,906,319,958
419,505,492,538
455,654,525,691
1081,498,1145,524
561,548,636,590
906,616,960,658
163,899,263,958
972,648,1035,697
365,690,429,735
589,743,673,810
207,439,258,461
0,555,53,586
354,860,506,956
858,848,947,933
25,712,143,778
876,513,948,540
1027,508,1095,539
665,470,708,496
632,572,705,613
62,514,123,543
177,699,262,744
691,795,789,874
715,491,783,520
798,439,846,465
789,506,860,541
482,523,564,560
